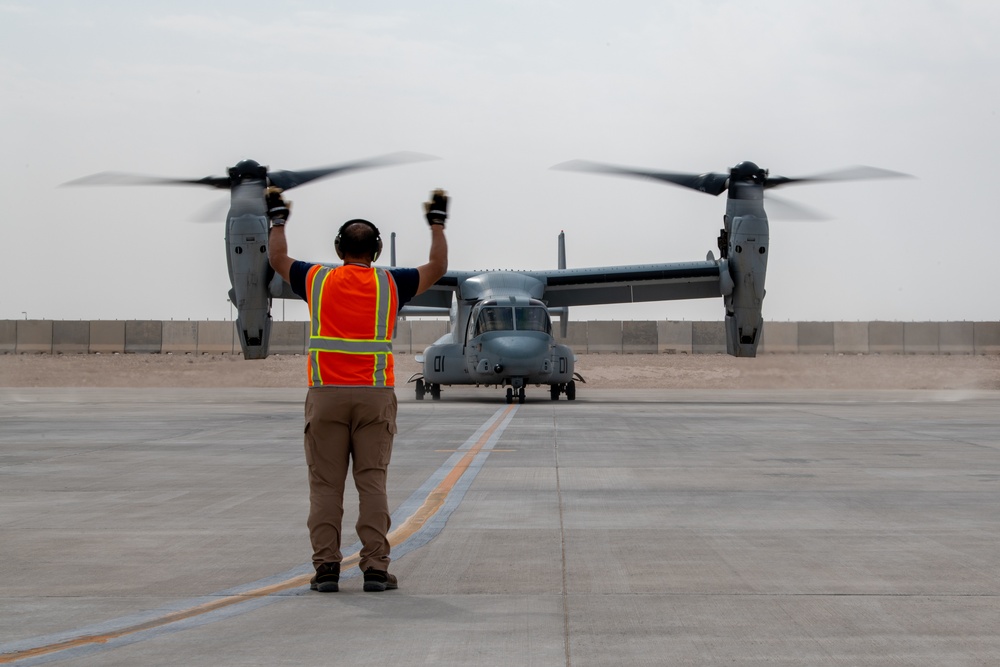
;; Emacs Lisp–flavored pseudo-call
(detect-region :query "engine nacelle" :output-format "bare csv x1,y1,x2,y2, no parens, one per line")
228,212,272,359
723,214,768,357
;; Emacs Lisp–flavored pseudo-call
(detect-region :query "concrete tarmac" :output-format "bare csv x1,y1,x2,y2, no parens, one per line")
1,387,999,666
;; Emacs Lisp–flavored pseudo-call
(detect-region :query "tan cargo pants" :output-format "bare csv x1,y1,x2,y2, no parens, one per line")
303,386,397,572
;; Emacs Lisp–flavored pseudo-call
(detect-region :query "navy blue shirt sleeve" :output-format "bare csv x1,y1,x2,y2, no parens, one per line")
289,262,419,307
289,260,314,301
389,268,420,307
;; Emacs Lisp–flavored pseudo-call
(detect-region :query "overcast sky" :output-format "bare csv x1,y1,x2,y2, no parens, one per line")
2,1,997,323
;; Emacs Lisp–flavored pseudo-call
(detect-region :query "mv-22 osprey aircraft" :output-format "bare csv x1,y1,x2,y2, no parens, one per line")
402,159,907,403
67,155,906,402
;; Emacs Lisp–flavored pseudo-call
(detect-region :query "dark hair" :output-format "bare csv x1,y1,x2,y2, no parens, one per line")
336,219,381,261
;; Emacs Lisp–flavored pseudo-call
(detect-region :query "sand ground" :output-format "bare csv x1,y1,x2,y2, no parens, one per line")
1,353,998,390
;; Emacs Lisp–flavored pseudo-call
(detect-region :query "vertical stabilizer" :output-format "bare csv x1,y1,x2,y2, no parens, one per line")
557,231,568,337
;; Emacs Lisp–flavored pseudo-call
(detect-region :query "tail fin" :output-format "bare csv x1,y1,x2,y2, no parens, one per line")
556,231,568,337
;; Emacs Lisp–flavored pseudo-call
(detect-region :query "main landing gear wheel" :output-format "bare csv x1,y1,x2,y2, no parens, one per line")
550,381,577,401
415,379,425,401
430,383,441,400
506,388,514,404
517,387,525,404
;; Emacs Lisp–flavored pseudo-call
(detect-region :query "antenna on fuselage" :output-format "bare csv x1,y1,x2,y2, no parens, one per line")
390,232,396,267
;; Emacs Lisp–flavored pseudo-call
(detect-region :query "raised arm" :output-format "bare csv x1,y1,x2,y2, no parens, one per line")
415,189,450,295
265,187,295,283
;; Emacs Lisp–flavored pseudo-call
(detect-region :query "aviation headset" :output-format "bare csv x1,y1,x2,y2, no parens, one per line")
334,219,382,262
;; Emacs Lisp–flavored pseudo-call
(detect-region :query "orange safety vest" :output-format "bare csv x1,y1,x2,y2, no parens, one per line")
305,264,398,387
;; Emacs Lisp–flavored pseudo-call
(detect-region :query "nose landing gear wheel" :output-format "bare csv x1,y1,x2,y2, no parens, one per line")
505,388,513,404
517,386,526,404
415,379,425,401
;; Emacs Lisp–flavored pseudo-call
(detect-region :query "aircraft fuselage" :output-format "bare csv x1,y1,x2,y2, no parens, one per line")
416,293,576,403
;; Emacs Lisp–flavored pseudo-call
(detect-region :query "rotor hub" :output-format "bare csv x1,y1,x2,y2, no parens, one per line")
228,159,268,183
731,161,767,184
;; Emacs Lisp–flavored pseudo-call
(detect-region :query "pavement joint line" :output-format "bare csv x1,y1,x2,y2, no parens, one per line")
0,404,519,666
554,413,573,667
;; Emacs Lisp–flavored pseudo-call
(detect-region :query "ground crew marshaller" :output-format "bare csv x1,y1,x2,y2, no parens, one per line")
267,188,449,592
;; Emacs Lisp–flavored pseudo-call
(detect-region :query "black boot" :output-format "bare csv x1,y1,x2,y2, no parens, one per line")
310,562,340,592
363,567,398,592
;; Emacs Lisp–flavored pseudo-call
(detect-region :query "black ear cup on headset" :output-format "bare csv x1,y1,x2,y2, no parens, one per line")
335,219,382,262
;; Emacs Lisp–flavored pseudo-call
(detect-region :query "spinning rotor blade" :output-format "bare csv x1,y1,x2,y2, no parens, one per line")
761,167,911,221
267,151,438,190
552,159,730,196
762,194,829,221
61,172,230,189
765,165,913,189
63,151,438,192
554,159,913,218
188,197,232,223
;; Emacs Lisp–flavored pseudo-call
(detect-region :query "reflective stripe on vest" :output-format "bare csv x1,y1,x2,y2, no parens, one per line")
306,265,397,387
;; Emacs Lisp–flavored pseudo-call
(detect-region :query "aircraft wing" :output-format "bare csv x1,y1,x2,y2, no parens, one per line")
272,260,725,308
269,275,299,300
269,264,458,307
403,274,457,309
532,261,724,307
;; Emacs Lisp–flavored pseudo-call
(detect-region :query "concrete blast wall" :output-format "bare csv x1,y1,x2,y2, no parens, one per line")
2,320,998,355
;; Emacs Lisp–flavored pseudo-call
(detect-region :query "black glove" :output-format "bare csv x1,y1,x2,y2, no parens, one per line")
265,187,291,226
423,189,448,226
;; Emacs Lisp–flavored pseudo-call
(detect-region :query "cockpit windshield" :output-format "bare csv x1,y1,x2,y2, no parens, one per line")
474,307,514,335
473,305,551,337
515,306,551,333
